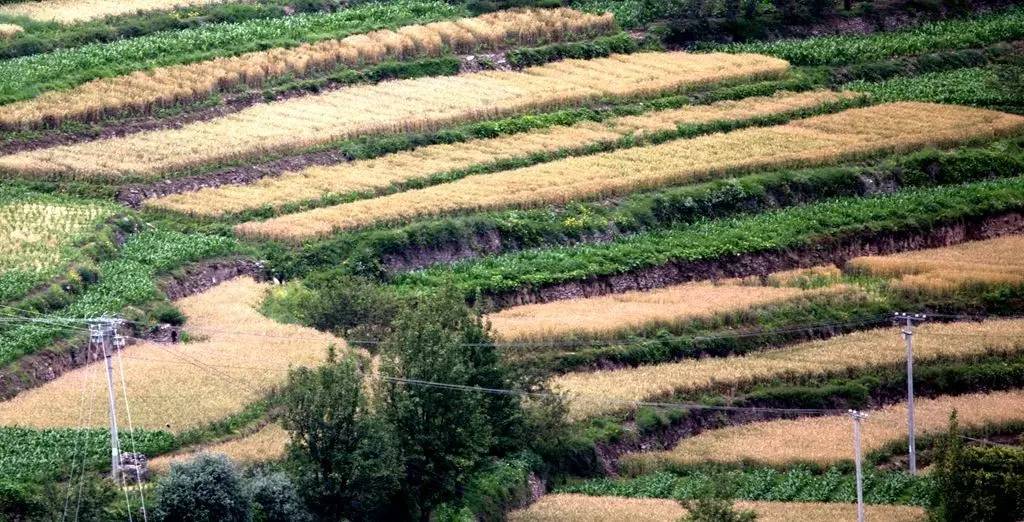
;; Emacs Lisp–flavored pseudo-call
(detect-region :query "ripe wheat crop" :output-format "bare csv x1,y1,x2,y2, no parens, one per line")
0,277,359,432
0,0,232,23
0,24,23,40
238,103,1024,240
553,318,1024,419
149,90,853,216
149,423,288,473
487,281,848,341
0,8,616,130
847,234,1024,294
624,389,1024,469
509,495,925,522
0,52,789,180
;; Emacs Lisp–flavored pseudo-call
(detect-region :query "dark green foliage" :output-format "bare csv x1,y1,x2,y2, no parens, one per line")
280,351,403,521
929,413,1024,521
559,467,932,505
681,497,756,522
301,270,401,340
245,470,313,522
434,453,540,521
151,302,186,326
154,453,251,522
261,56,461,99
0,481,44,522
377,286,522,517
506,32,640,68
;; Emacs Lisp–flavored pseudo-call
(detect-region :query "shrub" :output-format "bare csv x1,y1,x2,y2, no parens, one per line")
151,302,186,326
154,453,251,522
245,470,312,522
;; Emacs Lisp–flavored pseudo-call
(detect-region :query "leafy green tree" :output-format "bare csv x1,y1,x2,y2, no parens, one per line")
245,470,312,522
154,453,251,522
377,287,520,519
280,349,402,521
303,270,401,340
930,411,1024,521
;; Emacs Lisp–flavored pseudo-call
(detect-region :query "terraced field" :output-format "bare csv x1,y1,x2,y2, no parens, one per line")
2,2,1023,519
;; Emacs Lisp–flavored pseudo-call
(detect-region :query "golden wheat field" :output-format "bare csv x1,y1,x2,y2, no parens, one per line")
0,277,358,432
622,389,1024,470
147,89,855,216
0,23,23,40
237,102,1024,240
847,234,1024,293
487,281,853,341
0,0,231,23
149,422,288,473
0,9,616,130
554,318,1024,419
508,495,926,522
0,52,789,180
0,201,113,275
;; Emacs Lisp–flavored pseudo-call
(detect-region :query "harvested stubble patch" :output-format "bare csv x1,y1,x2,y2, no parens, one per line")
553,318,1024,419
487,280,853,342
0,52,789,180
0,8,616,130
847,234,1024,294
149,89,855,216
0,0,232,24
0,200,113,275
0,24,22,40
149,422,287,473
623,389,1024,469
0,277,358,433
508,494,925,522
238,102,1024,240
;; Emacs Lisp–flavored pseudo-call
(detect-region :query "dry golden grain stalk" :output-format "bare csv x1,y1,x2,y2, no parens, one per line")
553,318,1024,419
508,494,926,522
487,281,851,341
623,389,1024,470
847,234,1024,294
237,102,1024,240
0,277,359,432
0,9,616,129
148,422,288,473
0,23,23,40
0,0,231,23
148,90,853,216
0,52,789,180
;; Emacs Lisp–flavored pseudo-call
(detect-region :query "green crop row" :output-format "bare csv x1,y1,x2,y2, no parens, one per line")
390,159,1024,299
708,5,1024,65
556,468,931,506
0,0,343,60
0,230,238,366
505,31,641,67
846,66,1024,108
0,426,176,482
0,0,464,105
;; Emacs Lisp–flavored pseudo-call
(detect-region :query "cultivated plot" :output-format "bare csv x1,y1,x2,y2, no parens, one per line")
552,318,1024,419
623,388,1024,468
0,277,354,432
237,102,1024,240
148,90,856,216
0,52,789,179
0,0,233,23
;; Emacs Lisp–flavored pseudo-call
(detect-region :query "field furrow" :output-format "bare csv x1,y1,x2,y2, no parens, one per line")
552,317,1024,419
0,277,355,432
237,102,1024,240
147,90,855,216
0,8,616,129
0,51,788,180
509,494,926,522
622,389,1024,468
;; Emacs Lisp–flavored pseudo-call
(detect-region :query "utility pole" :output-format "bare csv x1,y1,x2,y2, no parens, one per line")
849,409,868,522
90,318,122,482
894,312,926,475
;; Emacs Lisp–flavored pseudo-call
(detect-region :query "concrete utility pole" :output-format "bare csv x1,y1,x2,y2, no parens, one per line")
849,409,869,522
895,312,926,475
90,318,122,482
